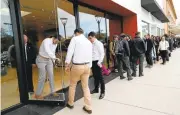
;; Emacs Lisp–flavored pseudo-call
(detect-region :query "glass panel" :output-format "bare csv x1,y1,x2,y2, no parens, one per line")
19,0,75,101
142,21,149,38
157,27,160,36
79,5,106,42
151,25,157,36
1,0,20,110
56,0,76,88
79,5,108,67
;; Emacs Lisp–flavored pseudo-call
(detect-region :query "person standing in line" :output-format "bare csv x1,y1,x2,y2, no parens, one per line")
115,34,133,81
158,36,169,65
145,34,154,68
164,34,170,61
65,28,92,114
24,34,37,92
88,32,105,99
34,35,60,99
131,32,146,77
153,36,160,62
126,35,133,70
109,35,119,72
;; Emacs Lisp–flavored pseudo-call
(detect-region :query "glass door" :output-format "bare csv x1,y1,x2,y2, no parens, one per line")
1,0,20,110
19,0,76,103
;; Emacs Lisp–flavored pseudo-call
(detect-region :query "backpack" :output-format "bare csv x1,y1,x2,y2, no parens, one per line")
115,40,124,56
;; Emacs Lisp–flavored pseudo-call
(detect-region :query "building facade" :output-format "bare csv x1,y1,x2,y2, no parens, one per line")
163,0,177,35
1,0,170,113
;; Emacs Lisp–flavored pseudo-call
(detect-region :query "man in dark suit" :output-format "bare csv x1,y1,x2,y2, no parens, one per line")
115,34,133,81
145,34,154,68
24,34,37,92
131,32,146,77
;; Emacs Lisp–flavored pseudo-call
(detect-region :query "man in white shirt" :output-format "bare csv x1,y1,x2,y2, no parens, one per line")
158,36,169,65
88,32,105,99
35,35,60,99
65,28,92,114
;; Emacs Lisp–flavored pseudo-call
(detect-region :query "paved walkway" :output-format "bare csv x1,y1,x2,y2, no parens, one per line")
54,49,180,115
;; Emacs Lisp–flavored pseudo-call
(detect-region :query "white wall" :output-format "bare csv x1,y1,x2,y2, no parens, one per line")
112,0,165,36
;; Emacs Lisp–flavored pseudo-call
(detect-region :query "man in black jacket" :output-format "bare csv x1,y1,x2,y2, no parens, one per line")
145,34,154,68
131,32,146,77
24,34,37,92
115,34,133,81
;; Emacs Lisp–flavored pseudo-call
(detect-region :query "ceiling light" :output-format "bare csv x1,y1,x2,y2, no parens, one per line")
20,11,31,17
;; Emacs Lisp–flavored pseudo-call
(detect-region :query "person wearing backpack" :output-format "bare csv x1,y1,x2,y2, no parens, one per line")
131,32,146,77
115,33,133,81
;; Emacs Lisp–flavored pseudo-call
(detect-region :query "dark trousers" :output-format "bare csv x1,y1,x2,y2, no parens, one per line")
160,50,167,64
26,63,34,92
155,46,159,61
145,51,153,66
166,50,170,61
117,56,131,78
92,61,105,93
112,55,118,70
132,54,144,75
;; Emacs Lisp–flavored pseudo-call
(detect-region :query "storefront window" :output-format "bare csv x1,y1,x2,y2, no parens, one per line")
151,25,157,36
157,27,161,36
142,21,149,37
79,5,108,66
79,5,107,43
19,0,75,101
1,0,20,110
161,29,165,36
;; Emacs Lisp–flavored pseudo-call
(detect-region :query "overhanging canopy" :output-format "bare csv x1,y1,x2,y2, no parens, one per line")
141,0,169,23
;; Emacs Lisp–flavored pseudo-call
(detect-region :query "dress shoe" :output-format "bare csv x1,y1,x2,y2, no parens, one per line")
99,93,105,99
128,77,133,81
139,73,144,77
131,73,136,77
90,89,99,94
83,106,92,114
120,76,126,79
66,103,74,109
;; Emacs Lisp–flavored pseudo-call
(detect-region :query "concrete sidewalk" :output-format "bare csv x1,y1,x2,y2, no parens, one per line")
54,49,180,115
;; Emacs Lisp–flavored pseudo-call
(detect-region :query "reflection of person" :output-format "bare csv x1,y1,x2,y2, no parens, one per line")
7,44,16,68
24,35,37,92
65,28,92,114
88,32,105,99
35,35,60,99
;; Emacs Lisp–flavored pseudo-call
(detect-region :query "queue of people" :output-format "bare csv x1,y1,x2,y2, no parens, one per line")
24,27,178,114
110,32,177,81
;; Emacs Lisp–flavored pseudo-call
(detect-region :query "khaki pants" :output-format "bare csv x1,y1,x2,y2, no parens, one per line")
68,64,91,110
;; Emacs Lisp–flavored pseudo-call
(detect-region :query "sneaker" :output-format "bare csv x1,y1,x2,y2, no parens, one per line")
115,69,118,73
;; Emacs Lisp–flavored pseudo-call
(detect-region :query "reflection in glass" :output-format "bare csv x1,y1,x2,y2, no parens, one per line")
151,25,157,36
142,21,149,37
157,27,161,36
1,0,20,110
60,18,68,39
19,0,75,101
79,5,109,67
79,5,106,42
